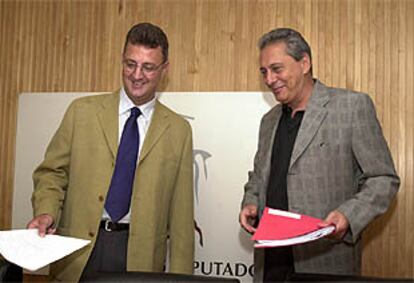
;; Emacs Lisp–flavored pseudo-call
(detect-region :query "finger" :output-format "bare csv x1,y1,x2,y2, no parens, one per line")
38,224,48,237
328,222,348,239
243,223,255,233
330,230,344,240
27,221,37,229
317,221,331,228
47,227,57,235
240,214,255,233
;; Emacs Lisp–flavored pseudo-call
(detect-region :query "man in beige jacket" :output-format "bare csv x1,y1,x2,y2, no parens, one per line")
27,23,194,282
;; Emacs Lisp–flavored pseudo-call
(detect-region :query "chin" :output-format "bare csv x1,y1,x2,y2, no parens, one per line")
127,87,147,97
131,91,146,97
273,93,285,102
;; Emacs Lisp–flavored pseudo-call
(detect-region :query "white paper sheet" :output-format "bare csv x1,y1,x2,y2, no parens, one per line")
0,229,90,271
254,225,335,248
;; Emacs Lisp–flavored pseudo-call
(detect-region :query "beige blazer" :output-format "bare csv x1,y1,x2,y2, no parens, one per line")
32,91,194,282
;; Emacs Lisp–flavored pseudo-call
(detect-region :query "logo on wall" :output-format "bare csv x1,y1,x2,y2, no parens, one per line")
182,113,254,281
193,149,212,247
182,114,212,248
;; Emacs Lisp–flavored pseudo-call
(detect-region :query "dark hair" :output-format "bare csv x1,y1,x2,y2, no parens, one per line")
258,28,312,69
123,22,169,62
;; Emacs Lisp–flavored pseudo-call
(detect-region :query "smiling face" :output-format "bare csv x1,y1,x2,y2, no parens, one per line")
259,42,311,109
122,43,169,105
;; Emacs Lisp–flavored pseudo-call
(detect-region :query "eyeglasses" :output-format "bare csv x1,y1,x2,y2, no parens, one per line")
122,59,166,75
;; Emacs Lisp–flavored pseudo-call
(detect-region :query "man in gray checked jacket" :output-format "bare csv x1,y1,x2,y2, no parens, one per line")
239,28,399,282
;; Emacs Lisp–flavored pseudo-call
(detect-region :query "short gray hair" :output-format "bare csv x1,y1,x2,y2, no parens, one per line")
258,28,312,66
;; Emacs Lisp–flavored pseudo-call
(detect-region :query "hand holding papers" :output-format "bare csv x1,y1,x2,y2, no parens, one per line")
0,229,90,271
252,207,335,248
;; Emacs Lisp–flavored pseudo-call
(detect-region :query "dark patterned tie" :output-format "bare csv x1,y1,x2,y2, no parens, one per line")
105,107,141,222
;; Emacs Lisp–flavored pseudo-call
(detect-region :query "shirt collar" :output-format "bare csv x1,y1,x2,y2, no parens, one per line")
282,104,293,115
119,87,156,119
282,104,305,120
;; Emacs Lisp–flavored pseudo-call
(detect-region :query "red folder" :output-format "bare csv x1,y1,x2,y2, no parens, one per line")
251,207,335,247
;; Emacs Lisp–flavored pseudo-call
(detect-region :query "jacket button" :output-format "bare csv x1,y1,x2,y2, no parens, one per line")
89,232,95,237
98,195,104,202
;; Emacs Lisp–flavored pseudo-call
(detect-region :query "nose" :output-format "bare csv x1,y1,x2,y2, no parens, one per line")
131,66,145,79
264,71,277,87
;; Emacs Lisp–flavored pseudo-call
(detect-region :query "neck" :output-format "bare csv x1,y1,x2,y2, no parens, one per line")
132,95,154,106
288,77,314,116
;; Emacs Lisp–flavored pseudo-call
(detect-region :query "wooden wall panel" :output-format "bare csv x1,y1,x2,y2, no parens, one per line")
0,0,413,278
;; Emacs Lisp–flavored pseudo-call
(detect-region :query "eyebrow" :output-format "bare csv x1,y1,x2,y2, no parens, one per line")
124,58,158,66
268,63,283,68
260,62,283,70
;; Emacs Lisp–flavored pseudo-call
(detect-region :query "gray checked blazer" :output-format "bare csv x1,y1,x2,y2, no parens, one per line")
242,80,400,279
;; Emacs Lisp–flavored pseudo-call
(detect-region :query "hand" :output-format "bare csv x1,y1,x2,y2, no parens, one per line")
239,204,258,234
318,210,349,240
27,214,55,237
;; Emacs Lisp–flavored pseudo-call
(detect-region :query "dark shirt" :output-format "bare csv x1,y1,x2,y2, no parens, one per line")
263,104,304,282
266,104,304,209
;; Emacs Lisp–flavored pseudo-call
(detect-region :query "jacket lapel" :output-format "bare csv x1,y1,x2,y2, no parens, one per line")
139,100,170,163
289,81,330,169
97,91,120,159
258,106,283,208
262,106,283,173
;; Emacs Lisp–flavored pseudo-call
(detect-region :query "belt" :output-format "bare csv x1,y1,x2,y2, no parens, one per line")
100,220,129,232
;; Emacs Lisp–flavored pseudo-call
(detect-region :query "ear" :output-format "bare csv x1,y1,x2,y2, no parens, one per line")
301,53,312,75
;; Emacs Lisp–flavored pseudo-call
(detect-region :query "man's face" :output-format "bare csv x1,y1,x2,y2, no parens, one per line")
259,42,310,107
122,43,168,105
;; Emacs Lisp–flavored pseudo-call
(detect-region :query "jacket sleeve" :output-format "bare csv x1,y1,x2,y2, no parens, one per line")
31,101,76,224
241,114,271,213
337,93,400,243
168,125,195,274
